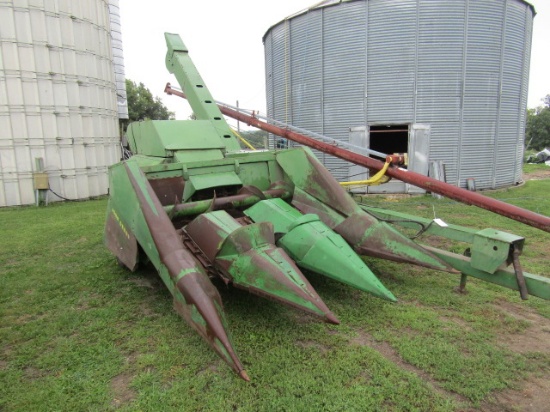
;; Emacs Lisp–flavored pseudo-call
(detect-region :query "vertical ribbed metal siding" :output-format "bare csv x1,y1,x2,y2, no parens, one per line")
268,22,289,134
289,11,323,133
288,11,326,163
459,0,503,189
500,0,532,186
264,24,274,147
322,1,366,178
416,0,465,186
367,0,416,123
265,2,367,179
516,3,533,184
108,0,128,120
0,0,120,206
264,0,533,191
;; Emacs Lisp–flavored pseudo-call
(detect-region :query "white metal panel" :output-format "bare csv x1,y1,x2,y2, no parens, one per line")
0,0,120,206
406,124,430,194
108,0,128,119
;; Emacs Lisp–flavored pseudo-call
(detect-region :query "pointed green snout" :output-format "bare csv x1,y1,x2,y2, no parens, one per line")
334,213,458,273
123,162,246,378
185,211,339,324
245,199,396,302
173,271,247,379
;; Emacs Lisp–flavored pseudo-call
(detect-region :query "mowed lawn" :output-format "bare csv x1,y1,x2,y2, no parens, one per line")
1,178,549,411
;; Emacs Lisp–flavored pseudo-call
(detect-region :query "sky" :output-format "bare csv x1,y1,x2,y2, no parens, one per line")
120,0,550,124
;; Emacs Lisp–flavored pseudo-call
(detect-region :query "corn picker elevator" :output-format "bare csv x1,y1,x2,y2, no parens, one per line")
105,33,550,380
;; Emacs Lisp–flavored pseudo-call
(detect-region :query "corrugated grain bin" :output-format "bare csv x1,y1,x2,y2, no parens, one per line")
264,0,535,192
0,0,122,206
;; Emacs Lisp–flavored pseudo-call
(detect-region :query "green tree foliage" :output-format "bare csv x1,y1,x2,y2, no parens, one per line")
126,79,175,122
526,94,550,150
237,130,268,149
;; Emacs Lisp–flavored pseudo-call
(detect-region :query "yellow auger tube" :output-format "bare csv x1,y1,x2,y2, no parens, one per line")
231,128,257,150
340,161,391,187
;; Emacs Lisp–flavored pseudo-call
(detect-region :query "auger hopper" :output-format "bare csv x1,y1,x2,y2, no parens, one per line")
105,33,550,379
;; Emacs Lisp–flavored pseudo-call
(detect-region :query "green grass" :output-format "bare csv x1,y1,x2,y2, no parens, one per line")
1,181,549,411
523,162,550,174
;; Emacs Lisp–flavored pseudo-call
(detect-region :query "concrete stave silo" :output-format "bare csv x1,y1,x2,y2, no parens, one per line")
0,0,123,206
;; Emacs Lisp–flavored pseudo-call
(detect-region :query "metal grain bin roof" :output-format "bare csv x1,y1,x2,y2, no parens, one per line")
264,0,535,38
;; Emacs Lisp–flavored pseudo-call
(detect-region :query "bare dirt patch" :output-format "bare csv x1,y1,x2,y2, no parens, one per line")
128,276,158,289
351,330,470,406
523,169,550,181
288,310,325,325
492,300,550,354
474,299,550,412
477,377,550,412
111,373,136,407
14,313,48,325
196,362,220,376
24,366,46,380
439,315,474,333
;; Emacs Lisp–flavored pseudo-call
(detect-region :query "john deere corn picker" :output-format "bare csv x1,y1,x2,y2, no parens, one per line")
105,33,550,380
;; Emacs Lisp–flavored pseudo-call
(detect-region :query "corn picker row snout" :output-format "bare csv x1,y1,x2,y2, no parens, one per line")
105,33,550,380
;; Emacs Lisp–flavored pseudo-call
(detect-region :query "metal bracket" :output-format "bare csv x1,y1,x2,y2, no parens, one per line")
470,228,524,274
358,204,549,300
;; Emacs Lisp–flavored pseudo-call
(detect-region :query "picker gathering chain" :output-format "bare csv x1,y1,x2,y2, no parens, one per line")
105,33,550,380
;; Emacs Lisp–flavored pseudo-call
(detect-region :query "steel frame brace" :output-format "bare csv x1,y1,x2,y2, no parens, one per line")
359,205,550,300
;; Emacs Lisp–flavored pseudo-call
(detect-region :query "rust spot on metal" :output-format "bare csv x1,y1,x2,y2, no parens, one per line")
105,210,139,271
148,176,185,206
185,214,229,262
170,188,290,217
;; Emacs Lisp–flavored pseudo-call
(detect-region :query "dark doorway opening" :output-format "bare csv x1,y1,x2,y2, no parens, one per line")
369,125,409,164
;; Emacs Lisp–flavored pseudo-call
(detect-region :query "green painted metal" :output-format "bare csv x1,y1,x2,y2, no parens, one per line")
359,205,524,271
245,199,396,302
358,205,550,298
274,148,457,272
103,32,549,380
471,229,523,274
164,33,240,153
126,120,227,158
185,211,339,323
423,246,550,301
165,188,291,219
105,160,246,378
182,171,242,202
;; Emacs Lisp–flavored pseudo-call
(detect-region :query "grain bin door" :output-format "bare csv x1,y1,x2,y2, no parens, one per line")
406,124,430,194
348,126,405,194
348,127,369,193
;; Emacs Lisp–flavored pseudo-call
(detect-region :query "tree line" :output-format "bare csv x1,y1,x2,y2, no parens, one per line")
526,95,550,151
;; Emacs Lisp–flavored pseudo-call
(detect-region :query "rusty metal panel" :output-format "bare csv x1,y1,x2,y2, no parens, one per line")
105,209,139,271
148,176,185,206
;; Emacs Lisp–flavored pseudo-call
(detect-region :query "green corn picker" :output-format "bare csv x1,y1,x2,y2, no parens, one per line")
105,33,550,380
